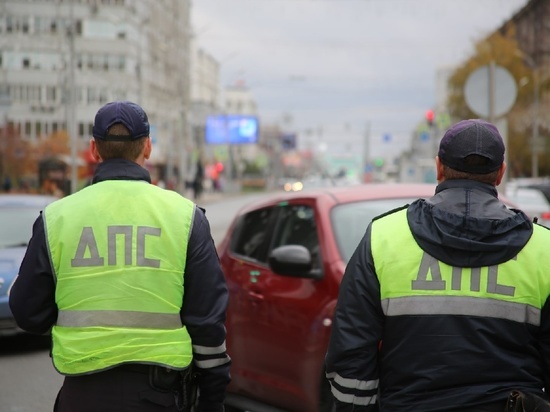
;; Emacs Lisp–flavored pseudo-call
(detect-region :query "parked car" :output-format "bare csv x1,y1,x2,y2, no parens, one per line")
218,183,441,412
0,194,58,336
526,183,550,203
219,183,518,412
504,186,550,227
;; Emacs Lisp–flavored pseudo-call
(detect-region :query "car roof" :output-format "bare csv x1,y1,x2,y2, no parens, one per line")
238,183,438,214
0,194,58,207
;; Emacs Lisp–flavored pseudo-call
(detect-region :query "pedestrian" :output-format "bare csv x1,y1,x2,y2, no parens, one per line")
3,175,11,192
325,119,550,411
9,100,231,412
192,158,204,201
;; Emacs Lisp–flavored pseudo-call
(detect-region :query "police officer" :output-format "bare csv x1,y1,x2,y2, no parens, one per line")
325,119,550,411
9,101,231,412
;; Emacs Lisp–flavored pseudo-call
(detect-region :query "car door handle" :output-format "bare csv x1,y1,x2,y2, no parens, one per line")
248,291,264,301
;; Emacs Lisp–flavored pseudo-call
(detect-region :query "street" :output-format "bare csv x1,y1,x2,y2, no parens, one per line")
0,191,272,412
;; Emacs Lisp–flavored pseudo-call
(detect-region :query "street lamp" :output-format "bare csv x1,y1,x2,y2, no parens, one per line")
517,49,541,178
0,85,10,182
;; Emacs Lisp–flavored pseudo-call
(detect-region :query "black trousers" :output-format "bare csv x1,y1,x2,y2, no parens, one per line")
54,365,180,412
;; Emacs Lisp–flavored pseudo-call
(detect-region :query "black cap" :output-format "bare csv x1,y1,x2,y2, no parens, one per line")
92,101,150,141
438,119,505,174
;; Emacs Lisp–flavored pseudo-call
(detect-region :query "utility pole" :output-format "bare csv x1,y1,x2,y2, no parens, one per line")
531,68,540,178
67,3,78,194
0,86,10,181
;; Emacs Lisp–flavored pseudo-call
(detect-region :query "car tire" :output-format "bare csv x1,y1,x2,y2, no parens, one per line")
319,374,336,412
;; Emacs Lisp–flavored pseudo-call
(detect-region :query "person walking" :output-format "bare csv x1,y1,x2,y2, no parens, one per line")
325,119,550,411
192,158,205,201
9,101,231,412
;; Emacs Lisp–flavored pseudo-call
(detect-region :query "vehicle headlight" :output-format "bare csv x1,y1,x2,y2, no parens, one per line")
292,181,303,191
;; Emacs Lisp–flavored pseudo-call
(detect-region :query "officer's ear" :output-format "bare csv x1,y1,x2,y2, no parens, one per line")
90,139,102,162
495,162,507,186
435,156,445,183
144,137,152,160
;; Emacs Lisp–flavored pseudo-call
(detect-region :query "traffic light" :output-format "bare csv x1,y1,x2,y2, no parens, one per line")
425,109,435,127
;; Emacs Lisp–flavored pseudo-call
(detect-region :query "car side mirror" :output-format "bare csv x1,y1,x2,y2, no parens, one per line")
268,245,322,280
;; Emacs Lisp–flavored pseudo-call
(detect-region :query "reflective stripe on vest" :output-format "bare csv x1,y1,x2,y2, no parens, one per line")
371,209,550,325
44,180,195,375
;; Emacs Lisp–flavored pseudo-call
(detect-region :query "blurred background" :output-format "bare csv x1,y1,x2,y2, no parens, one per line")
0,0,548,198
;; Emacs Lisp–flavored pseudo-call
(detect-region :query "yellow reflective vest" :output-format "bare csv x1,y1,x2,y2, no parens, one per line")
371,209,550,325
44,180,195,375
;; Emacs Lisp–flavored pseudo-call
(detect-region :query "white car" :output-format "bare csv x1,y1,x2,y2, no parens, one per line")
505,187,550,227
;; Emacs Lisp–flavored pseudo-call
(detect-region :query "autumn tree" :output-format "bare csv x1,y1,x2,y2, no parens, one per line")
33,130,71,160
446,26,548,177
0,128,84,192
0,124,35,190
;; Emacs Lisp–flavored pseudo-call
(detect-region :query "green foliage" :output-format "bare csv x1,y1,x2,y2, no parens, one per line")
242,159,265,176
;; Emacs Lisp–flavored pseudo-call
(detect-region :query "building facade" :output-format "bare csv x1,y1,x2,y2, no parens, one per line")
0,0,192,190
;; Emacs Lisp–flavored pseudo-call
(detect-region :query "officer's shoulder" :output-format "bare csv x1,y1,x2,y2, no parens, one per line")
372,204,409,222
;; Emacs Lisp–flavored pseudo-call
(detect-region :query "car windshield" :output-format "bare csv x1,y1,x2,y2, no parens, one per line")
0,207,41,248
332,198,421,262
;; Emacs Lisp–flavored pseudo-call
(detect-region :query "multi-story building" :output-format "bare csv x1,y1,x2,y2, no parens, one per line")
222,82,261,180
499,0,550,67
189,40,221,156
0,0,192,191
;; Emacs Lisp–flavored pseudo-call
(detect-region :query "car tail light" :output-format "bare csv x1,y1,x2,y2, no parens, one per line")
541,212,550,220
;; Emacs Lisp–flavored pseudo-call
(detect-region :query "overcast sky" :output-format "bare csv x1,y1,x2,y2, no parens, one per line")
191,0,528,161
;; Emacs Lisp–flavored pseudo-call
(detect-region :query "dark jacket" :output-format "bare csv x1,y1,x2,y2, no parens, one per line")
9,159,231,411
326,179,550,411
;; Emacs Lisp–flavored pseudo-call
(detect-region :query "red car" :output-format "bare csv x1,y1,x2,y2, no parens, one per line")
218,183,440,412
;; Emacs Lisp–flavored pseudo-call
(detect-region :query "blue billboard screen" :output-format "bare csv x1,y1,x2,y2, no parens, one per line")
205,115,259,145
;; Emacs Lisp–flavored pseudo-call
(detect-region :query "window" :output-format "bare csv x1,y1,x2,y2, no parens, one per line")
6,16,14,33
35,121,42,137
271,205,321,270
24,121,32,137
331,198,418,262
22,16,30,33
87,87,97,104
230,207,274,262
46,86,57,103
98,88,108,104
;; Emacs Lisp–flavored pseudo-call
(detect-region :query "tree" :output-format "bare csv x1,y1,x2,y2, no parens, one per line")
446,26,547,177
0,128,84,192
33,130,71,160
0,124,35,189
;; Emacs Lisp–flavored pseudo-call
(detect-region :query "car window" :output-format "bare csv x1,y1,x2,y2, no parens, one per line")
230,207,274,262
0,207,41,248
270,205,320,270
332,198,420,263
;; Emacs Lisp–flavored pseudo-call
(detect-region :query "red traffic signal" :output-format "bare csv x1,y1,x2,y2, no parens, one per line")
425,109,435,126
